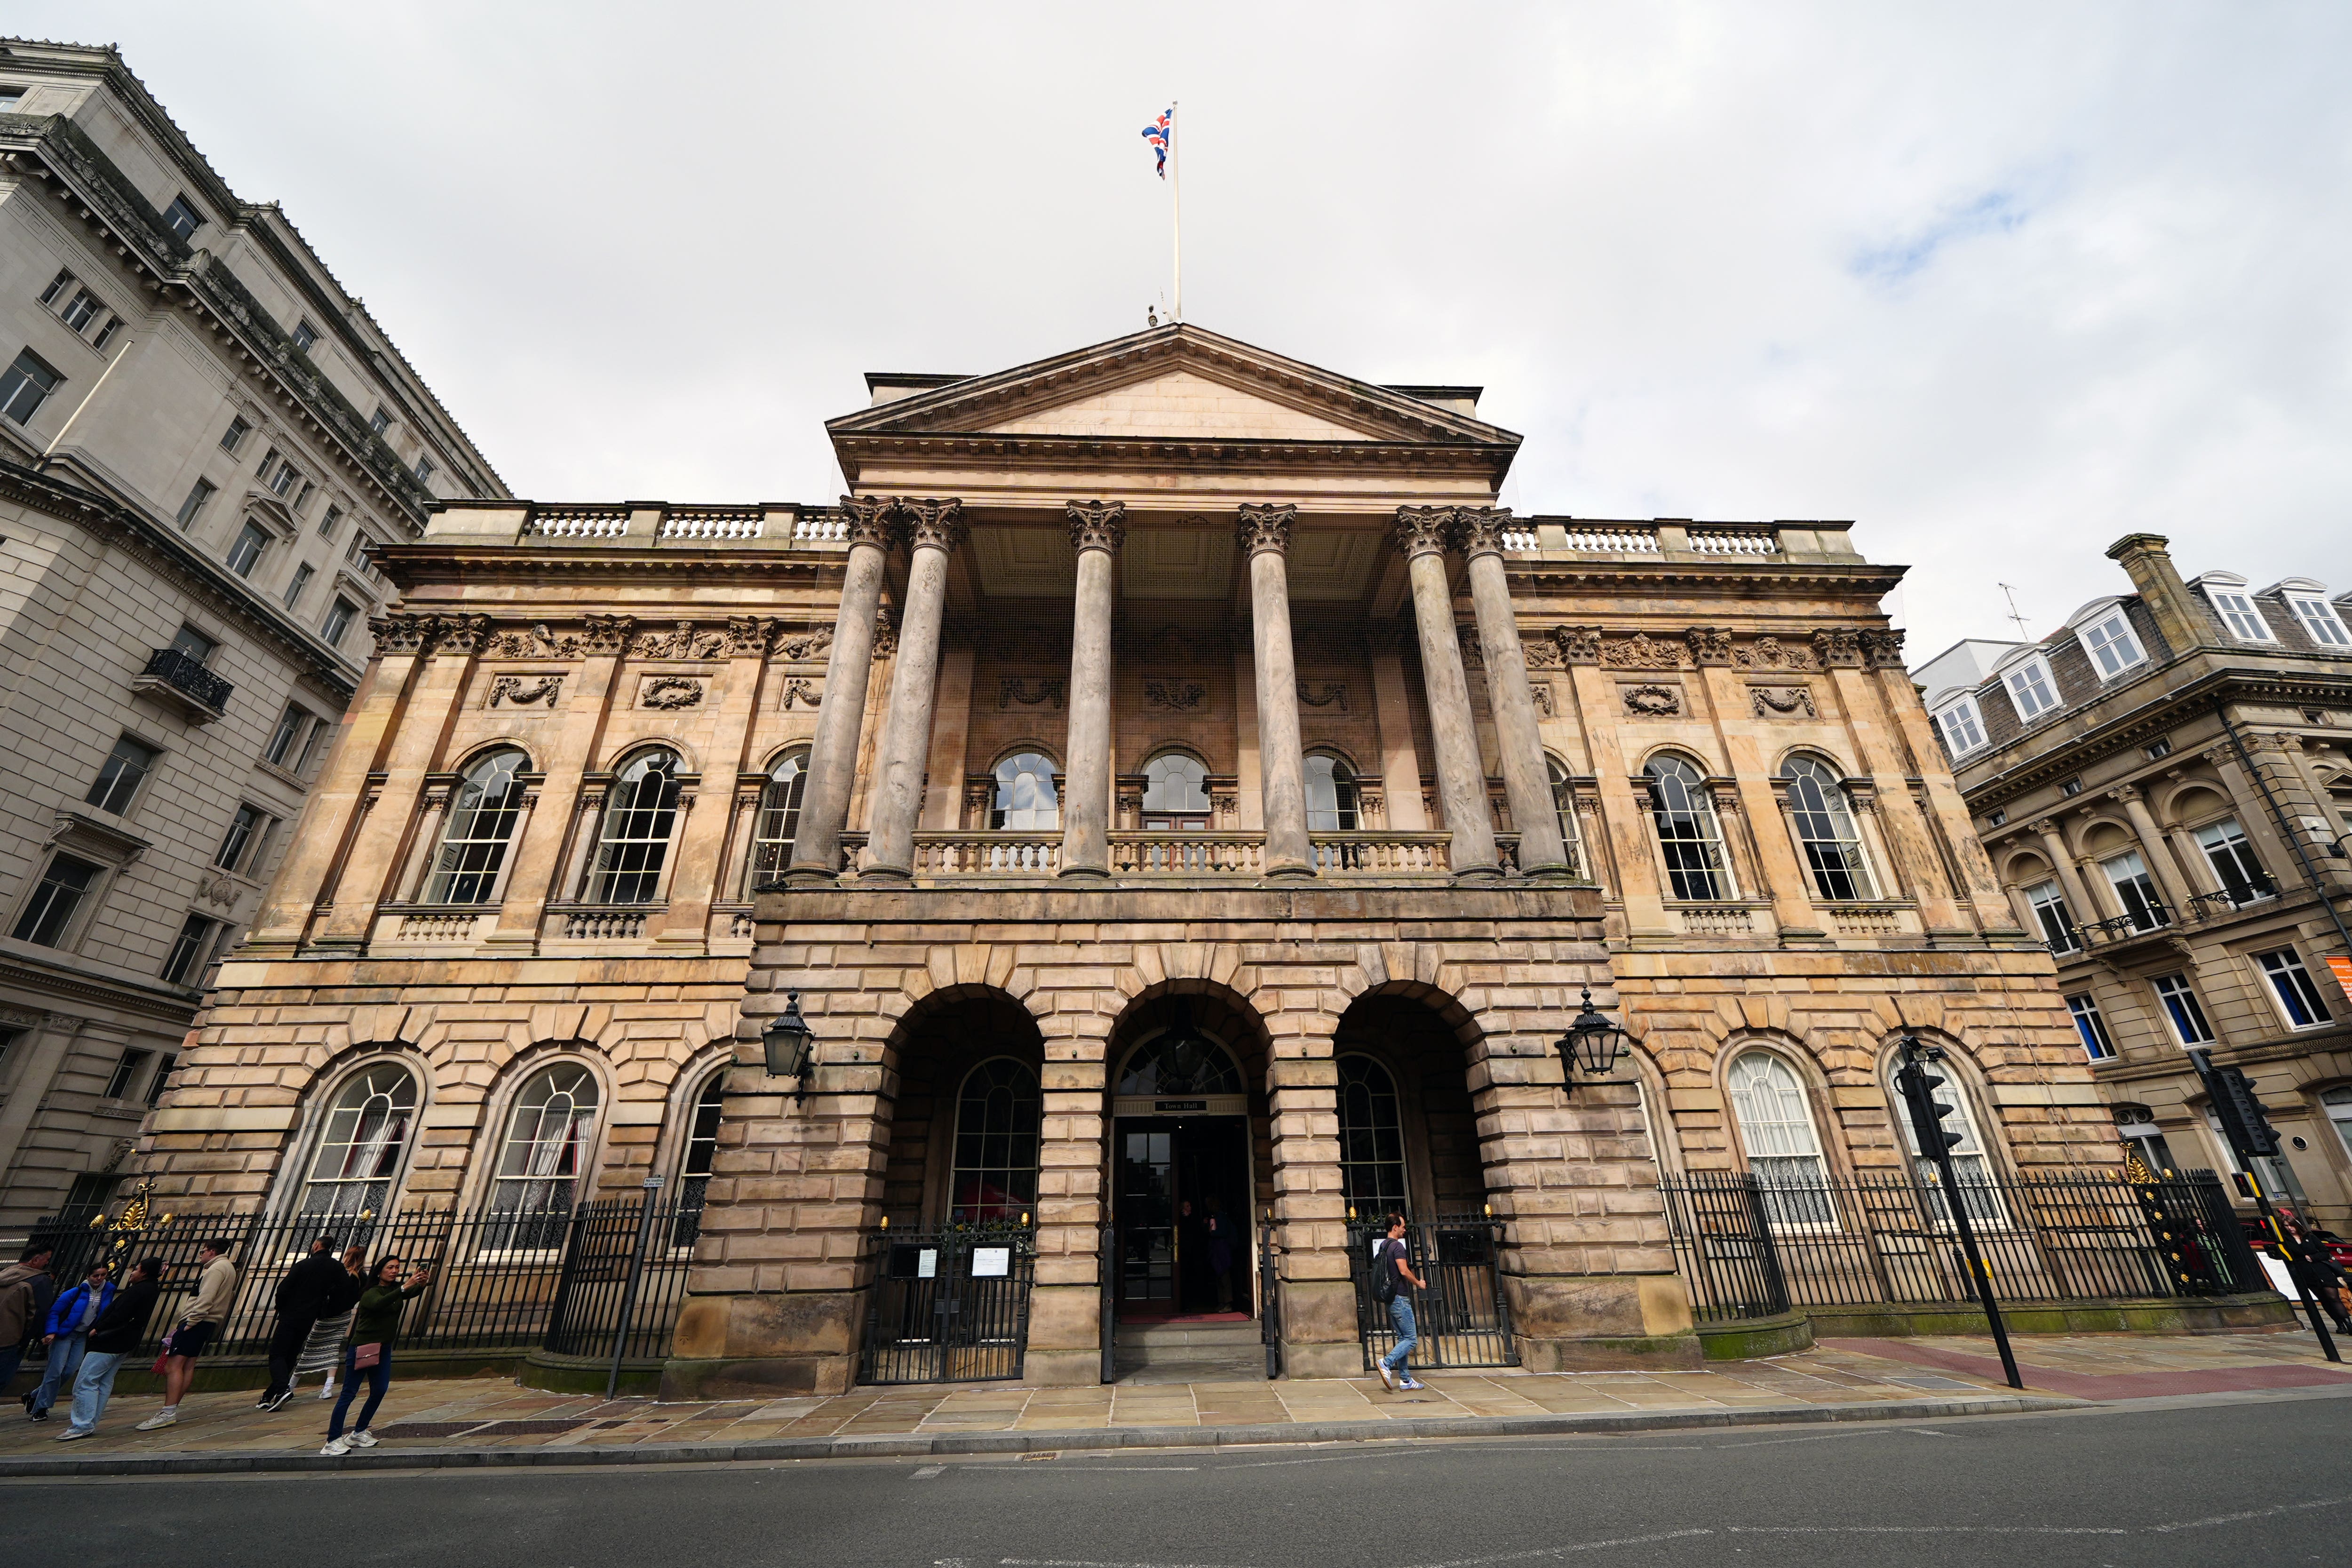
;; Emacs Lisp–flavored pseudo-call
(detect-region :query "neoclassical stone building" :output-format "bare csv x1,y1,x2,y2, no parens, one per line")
140,326,2108,1392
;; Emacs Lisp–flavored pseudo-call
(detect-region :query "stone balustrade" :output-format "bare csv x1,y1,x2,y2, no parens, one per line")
553,905,652,940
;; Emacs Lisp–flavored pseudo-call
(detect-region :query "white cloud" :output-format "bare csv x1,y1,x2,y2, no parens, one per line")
34,0,2352,657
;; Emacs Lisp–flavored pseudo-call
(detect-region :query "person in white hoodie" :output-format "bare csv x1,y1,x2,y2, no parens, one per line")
136,1240,236,1431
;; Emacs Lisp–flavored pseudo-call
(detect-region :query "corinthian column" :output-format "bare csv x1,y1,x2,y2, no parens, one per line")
1456,508,1570,878
1394,507,1499,879
1239,504,1314,878
864,499,966,878
1060,501,1126,878
787,495,895,879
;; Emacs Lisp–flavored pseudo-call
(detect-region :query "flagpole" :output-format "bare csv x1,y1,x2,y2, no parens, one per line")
1171,100,1182,321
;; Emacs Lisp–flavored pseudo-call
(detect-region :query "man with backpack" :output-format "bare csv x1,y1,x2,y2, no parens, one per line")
1369,1212,1428,1392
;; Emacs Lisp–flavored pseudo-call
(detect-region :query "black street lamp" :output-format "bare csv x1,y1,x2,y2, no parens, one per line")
761,992,816,1104
1554,985,1631,1097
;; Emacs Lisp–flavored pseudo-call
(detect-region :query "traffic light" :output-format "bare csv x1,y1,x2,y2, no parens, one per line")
1894,1059,1966,1159
2209,1063,2280,1159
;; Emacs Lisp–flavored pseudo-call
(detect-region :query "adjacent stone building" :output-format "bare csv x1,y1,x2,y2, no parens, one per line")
0,41,504,1240
1915,536,2352,1224
140,325,2105,1391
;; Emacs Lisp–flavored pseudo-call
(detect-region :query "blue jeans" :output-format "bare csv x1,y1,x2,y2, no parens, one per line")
329,1345,391,1439
31,1334,87,1415
67,1350,127,1434
1380,1297,1418,1374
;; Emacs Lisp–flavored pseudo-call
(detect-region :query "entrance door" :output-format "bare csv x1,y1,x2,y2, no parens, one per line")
1114,1115,1252,1318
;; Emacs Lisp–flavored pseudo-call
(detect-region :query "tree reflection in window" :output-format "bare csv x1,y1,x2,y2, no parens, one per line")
1645,755,1732,901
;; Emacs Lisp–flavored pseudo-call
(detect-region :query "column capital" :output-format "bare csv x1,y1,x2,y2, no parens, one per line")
1066,499,1128,554
1452,506,1513,560
2108,783,2145,805
1236,502,1296,557
897,497,968,553
839,493,895,549
1392,505,1454,559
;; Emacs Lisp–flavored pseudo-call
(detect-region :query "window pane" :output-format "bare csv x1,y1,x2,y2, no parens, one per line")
425,749,529,903
950,1059,1041,1223
1141,754,1209,813
587,750,681,902
992,752,1062,829
1782,756,1873,901
85,735,159,814
1336,1055,1410,1218
299,1064,418,1221
749,750,810,882
488,1065,599,1243
13,854,101,946
1646,757,1729,901
0,350,62,424
161,913,217,985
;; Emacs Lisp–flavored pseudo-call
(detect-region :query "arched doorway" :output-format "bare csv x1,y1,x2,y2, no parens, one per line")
1106,994,1266,1323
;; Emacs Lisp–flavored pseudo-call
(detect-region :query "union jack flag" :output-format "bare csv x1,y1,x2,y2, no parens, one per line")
1141,107,1171,178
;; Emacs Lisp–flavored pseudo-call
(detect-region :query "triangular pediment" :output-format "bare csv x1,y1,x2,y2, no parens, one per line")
828,324,1521,452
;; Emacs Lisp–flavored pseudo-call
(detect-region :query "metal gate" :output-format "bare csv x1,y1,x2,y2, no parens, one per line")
1350,1216,1518,1370
858,1226,1037,1385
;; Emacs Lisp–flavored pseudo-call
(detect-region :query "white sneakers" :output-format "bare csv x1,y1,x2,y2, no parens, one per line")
348,1430,379,1448
134,1409,178,1431
54,1428,90,1441
320,1436,351,1457
1375,1363,1397,1391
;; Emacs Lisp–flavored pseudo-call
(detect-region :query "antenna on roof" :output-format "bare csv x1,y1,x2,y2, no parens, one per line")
1997,583,2031,641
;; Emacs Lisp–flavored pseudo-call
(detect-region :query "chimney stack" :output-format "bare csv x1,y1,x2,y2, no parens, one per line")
2104,533,2201,657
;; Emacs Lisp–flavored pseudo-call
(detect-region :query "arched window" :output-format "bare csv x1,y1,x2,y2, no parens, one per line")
423,748,528,904
1140,752,1211,830
991,752,1060,829
1645,756,1732,901
2325,1086,2352,1164
1725,1051,1830,1223
1305,754,1360,832
1336,1055,1409,1219
671,1071,724,1247
1117,1026,1243,1095
1782,756,1875,901
487,1063,600,1247
951,1058,1041,1223
296,1063,416,1221
748,748,810,883
1547,757,1587,880
588,749,682,903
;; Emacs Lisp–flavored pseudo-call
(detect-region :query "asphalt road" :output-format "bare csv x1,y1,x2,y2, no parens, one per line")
7,1389,2348,1568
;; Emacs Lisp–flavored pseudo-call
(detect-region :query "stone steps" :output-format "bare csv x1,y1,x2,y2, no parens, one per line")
1111,1318,1267,1384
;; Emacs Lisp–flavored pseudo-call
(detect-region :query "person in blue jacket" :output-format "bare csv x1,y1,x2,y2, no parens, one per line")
22,1259,111,1421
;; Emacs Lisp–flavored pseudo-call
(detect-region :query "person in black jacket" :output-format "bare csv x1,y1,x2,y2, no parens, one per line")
56,1256,165,1441
257,1234,343,1412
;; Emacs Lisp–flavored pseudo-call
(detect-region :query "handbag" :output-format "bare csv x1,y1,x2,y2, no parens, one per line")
150,1329,175,1376
350,1342,383,1370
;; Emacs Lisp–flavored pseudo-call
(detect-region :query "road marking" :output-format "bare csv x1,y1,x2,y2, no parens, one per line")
1728,1526,2128,1536
1904,1428,1949,1437
1400,1530,1717,1568
2147,1494,2352,1532
912,1465,945,1479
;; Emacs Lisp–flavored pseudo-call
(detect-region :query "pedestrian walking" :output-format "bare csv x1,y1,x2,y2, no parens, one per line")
256,1234,344,1412
0,1242,57,1402
23,1260,111,1421
1369,1212,1428,1393
56,1256,165,1441
321,1254,433,1456
136,1239,237,1431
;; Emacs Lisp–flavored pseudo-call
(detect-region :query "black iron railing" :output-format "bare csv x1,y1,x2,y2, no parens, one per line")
25,1199,701,1364
1660,1169,2264,1325
1347,1216,1517,1370
858,1224,1037,1386
139,647,233,711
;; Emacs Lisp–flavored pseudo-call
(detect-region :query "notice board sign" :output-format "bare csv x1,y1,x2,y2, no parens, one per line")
972,1247,1011,1278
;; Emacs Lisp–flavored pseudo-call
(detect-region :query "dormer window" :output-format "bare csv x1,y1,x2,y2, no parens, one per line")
2075,609,2147,680
2287,595,2350,648
2002,655,2061,721
162,195,203,242
1933,695,1987,756
2203,583,2273,642
292,319,320,355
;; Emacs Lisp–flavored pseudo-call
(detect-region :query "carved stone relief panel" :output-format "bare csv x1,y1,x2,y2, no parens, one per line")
781,679,824,711
999,677,1066,709
1620,681,1684,717
1749,685,1817,718
489,673,565,709
638,675,706,710
1144,679,1208,711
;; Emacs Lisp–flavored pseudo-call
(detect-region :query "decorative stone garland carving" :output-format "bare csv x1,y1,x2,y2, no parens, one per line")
1622,683,1682,716
640,676,705,709
1751,685,1815,718
489,674,564,708
999,677,1066,709
1297,682,1348,711
630,620,728,660
776,626,833,664
1144,679,1208,711
782,679,824,710
1523,635,1565,669
1600,633,1685,670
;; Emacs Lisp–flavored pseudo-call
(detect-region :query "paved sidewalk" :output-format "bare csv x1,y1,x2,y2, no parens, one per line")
1,1330,2342,1477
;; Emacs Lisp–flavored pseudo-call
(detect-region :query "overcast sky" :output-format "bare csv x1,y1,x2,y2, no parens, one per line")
28,3,2352,661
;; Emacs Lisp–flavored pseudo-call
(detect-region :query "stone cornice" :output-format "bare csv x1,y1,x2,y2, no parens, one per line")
1502,557,1908,598
1959,666,2352,812
376,545,839,587
0,947,205,1024
831,431,1516,484
0,457,359,698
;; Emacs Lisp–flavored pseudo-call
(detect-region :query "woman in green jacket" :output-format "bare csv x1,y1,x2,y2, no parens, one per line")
320,1255,432,1456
